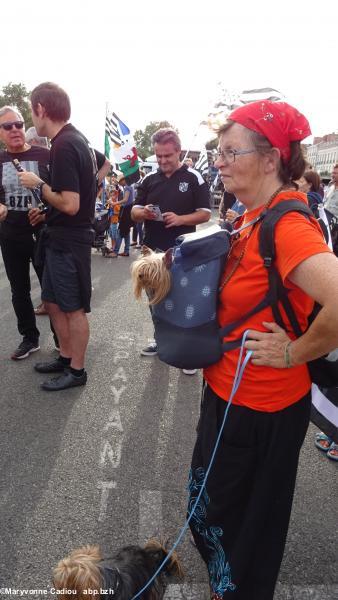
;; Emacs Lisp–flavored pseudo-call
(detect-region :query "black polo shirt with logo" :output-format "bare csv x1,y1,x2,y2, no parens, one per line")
134,165,210,251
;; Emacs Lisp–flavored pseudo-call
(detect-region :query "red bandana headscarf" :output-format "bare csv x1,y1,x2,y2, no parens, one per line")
228,100,311,161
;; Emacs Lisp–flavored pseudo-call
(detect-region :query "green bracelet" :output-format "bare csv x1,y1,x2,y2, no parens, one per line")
284,341,293,368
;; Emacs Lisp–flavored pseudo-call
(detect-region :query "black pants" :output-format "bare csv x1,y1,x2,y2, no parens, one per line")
0,234,40,343
188,384,311,600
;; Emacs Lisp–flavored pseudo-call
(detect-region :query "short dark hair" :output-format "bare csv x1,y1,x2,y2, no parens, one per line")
31,82,71,122
151,128,181,151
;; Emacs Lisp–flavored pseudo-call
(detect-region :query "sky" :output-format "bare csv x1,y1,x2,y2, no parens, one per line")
2,0,337,154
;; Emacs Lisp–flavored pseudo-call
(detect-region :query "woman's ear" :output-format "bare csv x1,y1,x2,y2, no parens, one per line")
264,147,281,174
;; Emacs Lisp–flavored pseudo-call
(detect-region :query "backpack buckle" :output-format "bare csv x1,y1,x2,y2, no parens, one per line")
263,256,272,268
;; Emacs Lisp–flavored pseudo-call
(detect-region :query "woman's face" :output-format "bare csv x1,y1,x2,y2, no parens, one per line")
215,124,265,202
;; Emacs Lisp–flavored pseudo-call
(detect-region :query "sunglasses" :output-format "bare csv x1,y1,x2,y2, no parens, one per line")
0,121,24,131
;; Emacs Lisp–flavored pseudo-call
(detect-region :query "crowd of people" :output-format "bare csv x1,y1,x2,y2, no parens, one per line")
0,86,337,599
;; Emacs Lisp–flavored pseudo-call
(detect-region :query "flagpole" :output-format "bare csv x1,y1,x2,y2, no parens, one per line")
182,83,223,162
102,102,109,206
182,124,204,162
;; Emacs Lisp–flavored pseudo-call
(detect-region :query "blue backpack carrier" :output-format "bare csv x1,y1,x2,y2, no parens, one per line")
152,228,231,369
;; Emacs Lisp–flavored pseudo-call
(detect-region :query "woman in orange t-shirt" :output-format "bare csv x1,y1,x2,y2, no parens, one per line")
189,101,338,600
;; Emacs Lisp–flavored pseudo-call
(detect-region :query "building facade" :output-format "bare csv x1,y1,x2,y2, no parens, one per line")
306,134,338,177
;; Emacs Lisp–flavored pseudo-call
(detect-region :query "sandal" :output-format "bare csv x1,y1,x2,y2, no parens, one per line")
314,432,332,452
103,251,118,258
327,442,338,461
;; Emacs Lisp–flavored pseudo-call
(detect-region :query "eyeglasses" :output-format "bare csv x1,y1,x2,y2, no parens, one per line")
0,121,24,131
216,148,257,164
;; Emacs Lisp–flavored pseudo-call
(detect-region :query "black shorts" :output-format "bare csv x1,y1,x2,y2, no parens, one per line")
42,247,90,312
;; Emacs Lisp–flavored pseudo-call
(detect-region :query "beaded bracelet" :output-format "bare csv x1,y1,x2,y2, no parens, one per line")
284,341,293,368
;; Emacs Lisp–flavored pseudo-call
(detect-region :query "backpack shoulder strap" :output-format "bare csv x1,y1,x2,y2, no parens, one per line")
259,200,313,267
220,200,313,353
259,200,313,337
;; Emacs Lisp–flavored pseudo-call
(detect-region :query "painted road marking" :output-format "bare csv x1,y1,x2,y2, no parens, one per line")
139,490,163,544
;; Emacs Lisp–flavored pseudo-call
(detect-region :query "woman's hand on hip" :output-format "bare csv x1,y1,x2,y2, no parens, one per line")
245,322,293,368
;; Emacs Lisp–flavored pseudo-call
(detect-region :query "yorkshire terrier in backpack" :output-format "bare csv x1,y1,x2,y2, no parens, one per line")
131,247,173,305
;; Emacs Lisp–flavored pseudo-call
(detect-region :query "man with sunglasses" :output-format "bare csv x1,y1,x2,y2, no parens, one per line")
0,105,50,360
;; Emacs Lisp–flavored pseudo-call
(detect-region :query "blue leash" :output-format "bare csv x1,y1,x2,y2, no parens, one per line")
131,331,253,599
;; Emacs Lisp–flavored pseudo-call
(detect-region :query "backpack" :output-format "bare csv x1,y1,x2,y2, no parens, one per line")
152,227,231,370
152,201,338,386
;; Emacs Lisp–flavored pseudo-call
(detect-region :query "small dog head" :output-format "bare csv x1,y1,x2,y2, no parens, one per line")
131,246,173,305
53,539,183,600
53,545,102,600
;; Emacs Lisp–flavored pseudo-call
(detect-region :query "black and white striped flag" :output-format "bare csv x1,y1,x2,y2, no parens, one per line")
194,150,209,176
205,85,284,131
105,112,122,153
239,87,284,104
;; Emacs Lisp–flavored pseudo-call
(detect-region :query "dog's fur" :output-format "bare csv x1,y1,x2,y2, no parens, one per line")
130,247,173,306
53,539,182,600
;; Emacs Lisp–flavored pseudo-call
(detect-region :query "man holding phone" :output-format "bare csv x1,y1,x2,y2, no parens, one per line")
131,127,211,360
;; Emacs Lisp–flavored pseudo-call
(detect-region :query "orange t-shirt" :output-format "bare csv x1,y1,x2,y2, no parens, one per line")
204,191,331,412
110,203,120,224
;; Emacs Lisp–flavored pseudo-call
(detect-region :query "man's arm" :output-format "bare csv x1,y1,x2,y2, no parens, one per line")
40,184,80,215
97,157,111,184
0,204,8,222
131,176,157,222
131,205,158,222
18,171,80,215
162,209,210,228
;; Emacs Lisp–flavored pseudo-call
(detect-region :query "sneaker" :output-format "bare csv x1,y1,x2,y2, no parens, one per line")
11,340,40,361
135,244,142,249
41,369,87,391
140,342,158,356
182,369,198,375
130,242,137,246
34,358,66,373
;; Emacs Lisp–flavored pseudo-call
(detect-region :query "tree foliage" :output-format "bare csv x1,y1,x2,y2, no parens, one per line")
134,120,178,160
0,82,32,127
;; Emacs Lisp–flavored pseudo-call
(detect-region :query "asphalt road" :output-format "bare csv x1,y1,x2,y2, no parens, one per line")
0,224,337,600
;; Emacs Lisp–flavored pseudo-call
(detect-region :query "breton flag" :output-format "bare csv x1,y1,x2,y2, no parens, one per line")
195,150,209,177
239,87,284,104
105,113,122,155
204,85,284,132
104,108,140,184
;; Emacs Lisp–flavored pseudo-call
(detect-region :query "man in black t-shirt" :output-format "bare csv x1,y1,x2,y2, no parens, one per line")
0,105,50,360
131,128,211,360
19,82,110,392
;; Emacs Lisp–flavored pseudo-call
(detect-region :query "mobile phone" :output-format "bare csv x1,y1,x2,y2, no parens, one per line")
149,205,163,221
